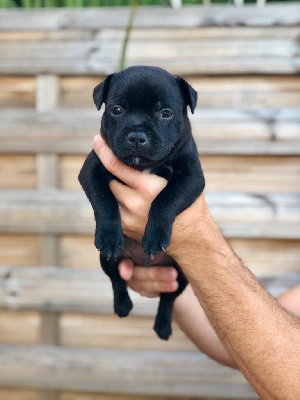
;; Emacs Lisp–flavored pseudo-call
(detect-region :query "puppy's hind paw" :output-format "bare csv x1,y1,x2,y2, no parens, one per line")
154,320,172,341
114,294,133,318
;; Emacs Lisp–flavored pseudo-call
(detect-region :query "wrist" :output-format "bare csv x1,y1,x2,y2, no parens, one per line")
167,193,211,259
167,193,236,279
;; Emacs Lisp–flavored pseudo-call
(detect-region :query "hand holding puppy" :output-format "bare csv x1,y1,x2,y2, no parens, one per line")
94,134,167,243
118,258,178,299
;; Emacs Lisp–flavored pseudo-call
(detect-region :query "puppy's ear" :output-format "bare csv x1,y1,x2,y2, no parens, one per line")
176,77,198,114
93,73,116,111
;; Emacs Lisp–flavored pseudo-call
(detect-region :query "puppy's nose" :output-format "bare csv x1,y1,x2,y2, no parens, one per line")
126,131,149,147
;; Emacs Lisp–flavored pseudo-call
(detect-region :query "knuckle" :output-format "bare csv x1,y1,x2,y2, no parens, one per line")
120,212,131,231
133,267,146,280
127,196,143,214
142,183,157,199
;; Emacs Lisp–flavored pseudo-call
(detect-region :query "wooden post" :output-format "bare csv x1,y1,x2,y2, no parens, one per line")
36,74,60,400
36,75,60,268
36,75,60,113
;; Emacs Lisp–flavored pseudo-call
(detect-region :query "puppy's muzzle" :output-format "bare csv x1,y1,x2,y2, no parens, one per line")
126,131,150,149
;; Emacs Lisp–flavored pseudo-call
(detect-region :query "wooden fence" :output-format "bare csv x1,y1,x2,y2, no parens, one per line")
0,4,299,400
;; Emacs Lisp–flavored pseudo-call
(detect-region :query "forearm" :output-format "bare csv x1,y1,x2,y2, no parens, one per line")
173,284,236,367
169,196,300,399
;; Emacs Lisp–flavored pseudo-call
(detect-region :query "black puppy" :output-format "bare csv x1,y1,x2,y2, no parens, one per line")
79,66,205,340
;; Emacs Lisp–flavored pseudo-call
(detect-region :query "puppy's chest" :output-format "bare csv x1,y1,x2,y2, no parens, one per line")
121,236,176,267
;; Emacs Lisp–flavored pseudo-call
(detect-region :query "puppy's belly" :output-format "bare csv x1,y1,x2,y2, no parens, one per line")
121,236,176,267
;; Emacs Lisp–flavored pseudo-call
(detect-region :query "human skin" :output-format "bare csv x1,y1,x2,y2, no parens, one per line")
94,134,300,399
119,258,236,367
118,257,300,369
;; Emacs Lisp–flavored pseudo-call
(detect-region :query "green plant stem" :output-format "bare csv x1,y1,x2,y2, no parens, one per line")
22,0,32,7
119,0,139,71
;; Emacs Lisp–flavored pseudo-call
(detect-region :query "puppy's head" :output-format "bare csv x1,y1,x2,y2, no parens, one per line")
93,66,197,170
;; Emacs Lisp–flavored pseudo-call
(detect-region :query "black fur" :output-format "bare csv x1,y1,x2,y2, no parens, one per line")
78,66,205,340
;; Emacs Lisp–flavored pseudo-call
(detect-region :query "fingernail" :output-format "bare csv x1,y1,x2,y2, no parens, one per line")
94,134,99,143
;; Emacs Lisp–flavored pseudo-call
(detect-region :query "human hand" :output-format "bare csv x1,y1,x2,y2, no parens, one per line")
118,258,179,298
93,134,167,242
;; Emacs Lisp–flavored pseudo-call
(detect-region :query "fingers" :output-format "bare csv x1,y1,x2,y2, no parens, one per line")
118,258,135,281
93,134,168,242
93,134,141,190
133,266,178,283
118,260,179,298
109,179,137,209
94,134,166,192
130,277,179,297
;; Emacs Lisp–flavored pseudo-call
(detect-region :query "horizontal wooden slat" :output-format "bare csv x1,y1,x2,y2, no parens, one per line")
0,389,39,400
0,76,35,108
0,234,39,267
0,31,92,42
3,27,298,42
1,56,298,77
0,36,298,75
202,155,300,193
60,75,300,109
60,393,195,400
0,344,257,398
0,155,36,189
59,154,300,193
190,75,300,109
0,266,140,315
0,393,186,400
227,238,300,276
60,314,197,352
0,267,299,315
0,189,299,239
1,38,297,60
60,235,300,276
59,155,83,190
0,108,299,155
60,235,98,269
0,390,192,400
3,62,298,109
100,26,300,40
2,231,297,274
0,5,299,30
0,311,40,344
0,304,195,352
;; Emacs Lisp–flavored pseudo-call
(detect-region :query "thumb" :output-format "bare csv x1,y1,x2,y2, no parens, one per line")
118,258,135,281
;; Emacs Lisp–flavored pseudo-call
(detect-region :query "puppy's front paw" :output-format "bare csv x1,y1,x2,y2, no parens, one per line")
95,223,124,257
142,221,172,255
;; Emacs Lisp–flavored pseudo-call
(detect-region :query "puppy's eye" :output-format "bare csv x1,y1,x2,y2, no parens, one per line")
159,109,173,120
110,106,124,117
